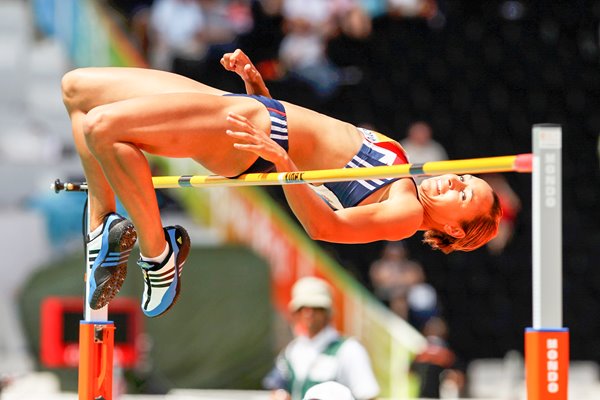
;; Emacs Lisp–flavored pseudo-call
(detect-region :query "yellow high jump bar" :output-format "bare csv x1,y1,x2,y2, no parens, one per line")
151,153,533,189
52,153,532,193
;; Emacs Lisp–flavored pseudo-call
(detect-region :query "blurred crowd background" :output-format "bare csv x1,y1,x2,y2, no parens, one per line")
103,0,600,361
2,0,600,398
104,0,600,392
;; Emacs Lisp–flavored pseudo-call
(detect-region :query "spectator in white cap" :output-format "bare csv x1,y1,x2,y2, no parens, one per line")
263,277,380,400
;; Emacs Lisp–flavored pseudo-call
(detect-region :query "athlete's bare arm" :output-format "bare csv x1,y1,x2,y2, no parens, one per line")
221,49,271,98
226,112,424,243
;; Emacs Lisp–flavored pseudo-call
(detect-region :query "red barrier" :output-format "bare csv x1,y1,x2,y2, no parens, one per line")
40,297,141,368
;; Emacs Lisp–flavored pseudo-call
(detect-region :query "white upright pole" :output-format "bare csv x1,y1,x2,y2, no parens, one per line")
79,198,114,400
531,124,563,329
84,200,109,322
526,124,569,400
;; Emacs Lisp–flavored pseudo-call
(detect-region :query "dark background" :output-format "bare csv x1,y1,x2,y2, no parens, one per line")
262,1,600,365
109,0,600,366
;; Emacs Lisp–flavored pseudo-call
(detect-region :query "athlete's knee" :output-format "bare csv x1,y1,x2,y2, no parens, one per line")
82,106,116,150
61,68,87,110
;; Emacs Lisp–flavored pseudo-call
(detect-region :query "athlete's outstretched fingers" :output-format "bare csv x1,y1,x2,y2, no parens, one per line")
226,112,266,138
225,129,256,143
226,112,286,163
220,51,235,68
220,53,235,71
226,128,264,153
226,112,261,145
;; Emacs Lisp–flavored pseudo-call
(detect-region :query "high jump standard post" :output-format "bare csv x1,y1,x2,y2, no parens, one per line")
525,124,569,400
78,208,115,400
51,150,537,399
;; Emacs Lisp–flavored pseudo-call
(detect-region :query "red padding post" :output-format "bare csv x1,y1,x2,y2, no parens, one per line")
78,321,115,400
525,328,569,400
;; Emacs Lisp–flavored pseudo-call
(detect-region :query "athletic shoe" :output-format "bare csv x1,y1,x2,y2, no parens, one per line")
137,225,190,317
87,213,137,309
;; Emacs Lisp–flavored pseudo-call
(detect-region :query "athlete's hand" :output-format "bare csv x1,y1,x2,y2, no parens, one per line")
226,112,288,166
221,49,271,97
220,49,261,83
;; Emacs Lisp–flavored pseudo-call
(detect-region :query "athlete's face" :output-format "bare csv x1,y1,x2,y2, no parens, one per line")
418,174,494,236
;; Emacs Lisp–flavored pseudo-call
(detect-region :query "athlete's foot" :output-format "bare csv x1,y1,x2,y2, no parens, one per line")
137,225,190,318
87,213,137,309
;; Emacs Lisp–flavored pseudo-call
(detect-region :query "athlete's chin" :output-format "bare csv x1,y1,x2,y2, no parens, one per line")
418,181,436,202
417,190,435,211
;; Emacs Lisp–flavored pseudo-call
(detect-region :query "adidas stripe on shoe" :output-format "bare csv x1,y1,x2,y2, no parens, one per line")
137,225,190,318
87,213,137,309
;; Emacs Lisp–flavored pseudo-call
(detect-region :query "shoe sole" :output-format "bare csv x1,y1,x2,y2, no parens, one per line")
154,225,190,318
89,219,137,309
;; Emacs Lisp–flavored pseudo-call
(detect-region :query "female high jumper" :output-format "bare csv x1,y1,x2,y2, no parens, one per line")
61,49,501,317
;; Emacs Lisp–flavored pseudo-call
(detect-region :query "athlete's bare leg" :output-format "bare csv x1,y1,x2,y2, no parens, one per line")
69,109,117,227
61,67,227,113
79,90,271,257
62,67,228,234
60,67,261,256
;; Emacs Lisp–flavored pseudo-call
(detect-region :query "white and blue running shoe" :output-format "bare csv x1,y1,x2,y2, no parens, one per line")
87,213,137,309
137,225,190,318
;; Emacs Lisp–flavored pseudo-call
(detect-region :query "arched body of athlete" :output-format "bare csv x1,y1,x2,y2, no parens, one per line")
62,50,501,317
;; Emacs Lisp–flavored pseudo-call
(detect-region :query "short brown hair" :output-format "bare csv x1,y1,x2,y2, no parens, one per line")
422,191,502,254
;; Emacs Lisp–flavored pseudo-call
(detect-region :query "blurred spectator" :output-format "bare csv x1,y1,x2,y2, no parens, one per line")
148,0,252,80
106,0,155,57
236,0,285,81
368,241,424,303
197,0,253,61
483,174,521,255
407,282,439,331
148,0,207,70
400,121,448,183
411,316,465,398
327,4,372,79
369,241,438,330
325,4,374,122
387,285,410,320
400,121,448,162
278,0,355,98
263,277,380,400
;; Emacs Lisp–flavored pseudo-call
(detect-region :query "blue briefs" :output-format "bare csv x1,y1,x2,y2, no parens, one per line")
223,95,410,209
224,94,288,175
